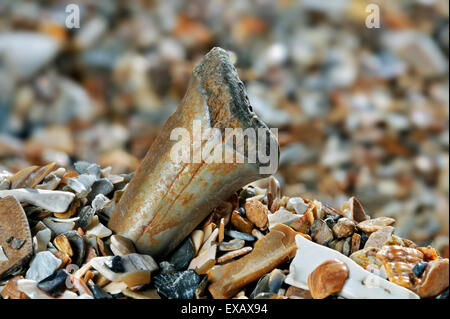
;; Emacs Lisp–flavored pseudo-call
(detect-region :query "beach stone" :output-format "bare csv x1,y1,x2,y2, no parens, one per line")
25,251,62,282
307,259,349,299
224,230,255,241
311,219,334,245
286,197,309,215
37,269,68,297
415,259,449,298
88,178,114,202
342,237,352,256
110,234,136,256
357,217,396,234
285,286,312,299
244,200,269,229
364,226,395,249
332,218,356,239
231,211,254,234
63,231,85,266
168,237,195,271
350,233,361,254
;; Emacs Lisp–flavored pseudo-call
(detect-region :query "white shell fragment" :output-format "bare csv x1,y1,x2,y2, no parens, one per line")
268,208,301,230
33,227,52,253
0,188,75,212
17,279,93,299
285,235,419,299
85,215,112,238
286,197,309,215
25,251,62,282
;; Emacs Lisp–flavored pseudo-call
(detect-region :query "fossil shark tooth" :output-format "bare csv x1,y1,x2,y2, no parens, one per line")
285,234,420,299
108,47,279,258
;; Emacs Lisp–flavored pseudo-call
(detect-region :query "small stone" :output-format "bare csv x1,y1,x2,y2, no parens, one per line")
1,276,28,299
364,226,395,249
308,259,349,299
412,262,428,278
324,215,340,229
340,196,369,223
91,194,110,212
42,218,75,236
110,234,136,256
25,251,62,282
89,284,113,299
63,231,85,266
33,226,51,253
244,199,269,229
332,218,356,239
190,230,204,255
53,234,73,257
169,238,195,271
342,237,352,256
218,239,245,251
224,230,255,241
85,215,112,238
37,269,68,297
349,247,383,270
188,244,217,275
416,259,449,298
268,208,301,229
106,256,125,273
350,233,361,254
153,269,201,299
0,246,8,261
231,210,254,234
11,238,26,250
286,197,308,215
285,286,312,299
87,178,114,202
75,206,95,232
311,219,334,246
357,217,396,234
217,247,252,263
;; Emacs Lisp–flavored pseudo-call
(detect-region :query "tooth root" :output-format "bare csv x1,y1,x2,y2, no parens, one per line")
108,47,278,258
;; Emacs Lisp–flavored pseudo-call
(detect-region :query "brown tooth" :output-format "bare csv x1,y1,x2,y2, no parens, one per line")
108,47,278,258
207,224,302,299
26,163,57,188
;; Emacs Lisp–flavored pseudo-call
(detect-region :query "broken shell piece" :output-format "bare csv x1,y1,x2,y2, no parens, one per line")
340,196,369,223
89,254,158,287
217,246,252,263
364,226,395,249
357,217,396,234
42,218,75,236
85,215,112,238
108,47,278,258
244,199,269,229
208,224,299,299
0,188,75,212
350,233,361,254
188,243,217,275
268,208,301,230
53,234,73,257
349,247,383,270
1,276,28,299
110,235,136,256
285,234,419,299
33,226,52,253
0,197,33,279
218,238,245,251
311,219,334,246
286,197,308,215
251,229,264,240
17,279,93,299
308,259,349,299
190,230,204,255
25,251,62,282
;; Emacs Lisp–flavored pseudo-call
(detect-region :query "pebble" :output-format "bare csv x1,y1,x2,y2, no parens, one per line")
85,215,112,238
42,218,74,236
415,259,449,298
25,251,62,282
33,226,51,253
340,196,369,223
342,237,352,257
412,262,428,278
350,233,361,254
63,231,85,266
169,237,195,270
217,247,252,263
17,279,92,299
37,269,68,297
308,259,349,299
0,189,75,213
311,219,334,245
364,226,395,249
110,234,136,256
268,208,301,230
188,243,217,275
153,269,201,299
53,234,73,257
231,210,254,234
1,276,28,299
245,199,269,229
332,217,356,239
218,239,245,252
87,178,114,202
285,286,312,299
224,230,255,242
285,234,419,299
357,217,396,234
286,197,309,215
89,284,113,299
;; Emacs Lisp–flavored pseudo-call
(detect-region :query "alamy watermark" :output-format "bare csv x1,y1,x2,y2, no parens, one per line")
365,3,380,28
169,120,278,175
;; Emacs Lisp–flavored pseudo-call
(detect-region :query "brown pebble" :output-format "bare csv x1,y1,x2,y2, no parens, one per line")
53,234,74,257
231,211,254,234
285,286,312,299
244,200,269,229
350,233,361,254
357,217,395,234
307,259,349,299
1,276,28,299
415,259,449,298
332,218,356,239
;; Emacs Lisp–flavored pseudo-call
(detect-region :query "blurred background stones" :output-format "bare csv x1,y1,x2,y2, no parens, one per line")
0,0,448,255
